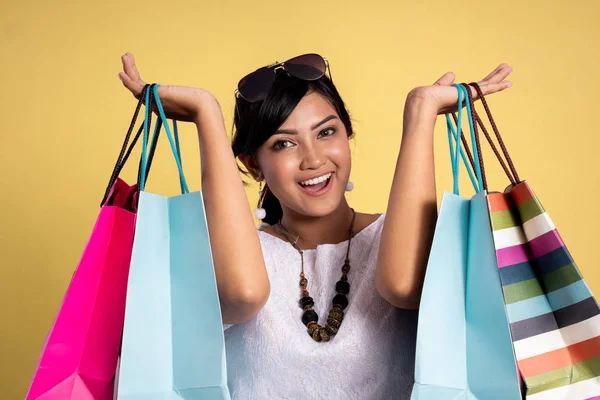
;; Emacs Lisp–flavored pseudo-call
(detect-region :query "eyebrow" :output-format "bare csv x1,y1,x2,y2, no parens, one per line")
274,115,339,135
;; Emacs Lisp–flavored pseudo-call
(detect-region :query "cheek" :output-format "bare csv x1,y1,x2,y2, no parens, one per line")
327,138,352,173
272,157,298,184
257,152,300,190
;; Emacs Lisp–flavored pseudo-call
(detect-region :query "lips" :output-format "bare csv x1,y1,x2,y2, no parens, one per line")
298,173,334,197
302,178,328,192
299,172,333,186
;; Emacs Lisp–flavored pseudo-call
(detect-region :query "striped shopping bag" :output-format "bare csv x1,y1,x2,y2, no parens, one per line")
489,184,600,399
464,82,600,399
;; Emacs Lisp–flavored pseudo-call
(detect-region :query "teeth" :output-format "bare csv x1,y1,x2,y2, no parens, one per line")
300,173,331,186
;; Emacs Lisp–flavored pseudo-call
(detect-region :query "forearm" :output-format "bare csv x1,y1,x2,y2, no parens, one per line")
194,93,270,323
376,94,438,309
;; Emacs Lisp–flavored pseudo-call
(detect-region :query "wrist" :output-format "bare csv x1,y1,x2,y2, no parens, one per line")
193,90,221,124
193,90,227,138
401,89,438,139
405,89,437,120
405,88,438,115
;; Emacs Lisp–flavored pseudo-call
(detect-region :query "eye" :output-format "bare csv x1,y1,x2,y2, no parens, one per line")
272,139,294,150
318,127,336,138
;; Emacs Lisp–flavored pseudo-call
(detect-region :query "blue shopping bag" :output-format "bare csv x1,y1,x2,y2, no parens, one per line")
411,84,522,399
117,85,231,399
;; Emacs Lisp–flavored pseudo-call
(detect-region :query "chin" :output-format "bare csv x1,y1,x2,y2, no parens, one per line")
298,194,345,218
281,173,349,218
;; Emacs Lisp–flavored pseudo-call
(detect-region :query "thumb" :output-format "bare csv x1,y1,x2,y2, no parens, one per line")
433,72,455,86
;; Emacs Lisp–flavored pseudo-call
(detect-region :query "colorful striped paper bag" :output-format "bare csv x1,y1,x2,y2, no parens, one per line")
488,181,600,400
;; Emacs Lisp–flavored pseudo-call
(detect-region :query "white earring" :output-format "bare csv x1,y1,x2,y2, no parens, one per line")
254,181,267,220
345,181,354,192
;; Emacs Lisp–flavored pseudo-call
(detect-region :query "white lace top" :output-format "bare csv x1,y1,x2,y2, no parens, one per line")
223,214,418,400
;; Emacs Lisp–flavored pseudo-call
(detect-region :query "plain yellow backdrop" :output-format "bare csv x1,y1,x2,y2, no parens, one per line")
1,0,599,398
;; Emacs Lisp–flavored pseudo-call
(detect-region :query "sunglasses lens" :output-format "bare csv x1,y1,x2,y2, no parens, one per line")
237,67,275,102
284,53,326,81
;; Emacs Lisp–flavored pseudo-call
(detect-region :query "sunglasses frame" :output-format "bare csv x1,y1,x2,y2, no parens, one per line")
234,53,332,102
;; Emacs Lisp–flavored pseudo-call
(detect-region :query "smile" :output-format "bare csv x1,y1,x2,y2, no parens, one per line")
299,172,332,186
298,172,334,196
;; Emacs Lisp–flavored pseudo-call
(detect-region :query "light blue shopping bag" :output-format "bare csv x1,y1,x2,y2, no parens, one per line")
411,84,522,399
117,85,231,399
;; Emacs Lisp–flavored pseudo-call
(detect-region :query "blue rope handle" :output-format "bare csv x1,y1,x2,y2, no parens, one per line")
140,85,158,191
445,84,483,194
452,85,463,194
139,84,189,194
152,84,189,194
446,116,478,193
446,84,465,194
173,120,186,194
460,84,484,193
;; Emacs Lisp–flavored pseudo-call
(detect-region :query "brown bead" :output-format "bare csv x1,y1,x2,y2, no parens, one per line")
342,263,351,274
329,308,344,321
311,326,322,341
302,289,309,297
299,278,308,287
307,323,319,337
325,323,339,335
329,307,342,315
327,318,341,329
329,308,343,317
319,328,330,342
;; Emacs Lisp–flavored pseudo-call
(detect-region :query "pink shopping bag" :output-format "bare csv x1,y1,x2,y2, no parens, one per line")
26,85,161,399
25,178,137,399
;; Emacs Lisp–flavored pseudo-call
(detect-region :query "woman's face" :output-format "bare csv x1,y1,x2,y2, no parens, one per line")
255,91,352,218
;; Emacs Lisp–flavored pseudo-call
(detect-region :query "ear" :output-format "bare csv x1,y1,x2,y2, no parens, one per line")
238,153,262,181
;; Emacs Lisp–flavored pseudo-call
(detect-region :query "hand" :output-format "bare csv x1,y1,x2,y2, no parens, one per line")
118,52,215,123
408,63,513,115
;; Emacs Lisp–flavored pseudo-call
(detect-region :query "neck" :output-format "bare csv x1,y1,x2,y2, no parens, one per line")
279,198,354,250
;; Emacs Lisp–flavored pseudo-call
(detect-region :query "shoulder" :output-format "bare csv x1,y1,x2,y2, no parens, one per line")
353,212,385,250
257,222,276,235
354,212,384,235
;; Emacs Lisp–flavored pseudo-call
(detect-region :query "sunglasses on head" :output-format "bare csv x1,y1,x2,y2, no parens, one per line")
234,53,331,103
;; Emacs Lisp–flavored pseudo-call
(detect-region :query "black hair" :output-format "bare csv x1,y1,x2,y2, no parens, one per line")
232,71,354,225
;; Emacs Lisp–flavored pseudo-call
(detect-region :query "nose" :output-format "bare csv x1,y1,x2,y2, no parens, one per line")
299,143,326,170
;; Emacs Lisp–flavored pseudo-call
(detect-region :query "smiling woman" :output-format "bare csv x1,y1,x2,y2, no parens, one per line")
233,66,355,227
116,51,513,399
237,95,353,225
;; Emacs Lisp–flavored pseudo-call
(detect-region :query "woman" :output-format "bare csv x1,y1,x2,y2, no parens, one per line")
118,53,512,399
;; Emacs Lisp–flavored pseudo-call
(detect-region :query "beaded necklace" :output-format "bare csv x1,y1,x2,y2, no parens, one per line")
276,209,356,342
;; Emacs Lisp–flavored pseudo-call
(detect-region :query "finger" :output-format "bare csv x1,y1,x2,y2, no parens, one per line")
481,63,509,81
470,80,512,99
121,52,142,82
433,72,455,86
482,64,513,85
118,72,144,99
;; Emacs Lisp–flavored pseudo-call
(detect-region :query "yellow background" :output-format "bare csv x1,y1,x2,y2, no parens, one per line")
1,0,599,397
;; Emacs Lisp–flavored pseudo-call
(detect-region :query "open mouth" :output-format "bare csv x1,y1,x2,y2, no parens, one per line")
298,172,333,196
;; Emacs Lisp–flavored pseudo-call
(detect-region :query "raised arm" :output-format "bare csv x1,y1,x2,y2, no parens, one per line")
119,53,269,324
375,64,513,309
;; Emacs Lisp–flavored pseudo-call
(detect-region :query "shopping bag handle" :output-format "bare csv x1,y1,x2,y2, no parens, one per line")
451,82,521,192
139,84,189,194
101,84,162,207
445,84,484,195
467,82,521,189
